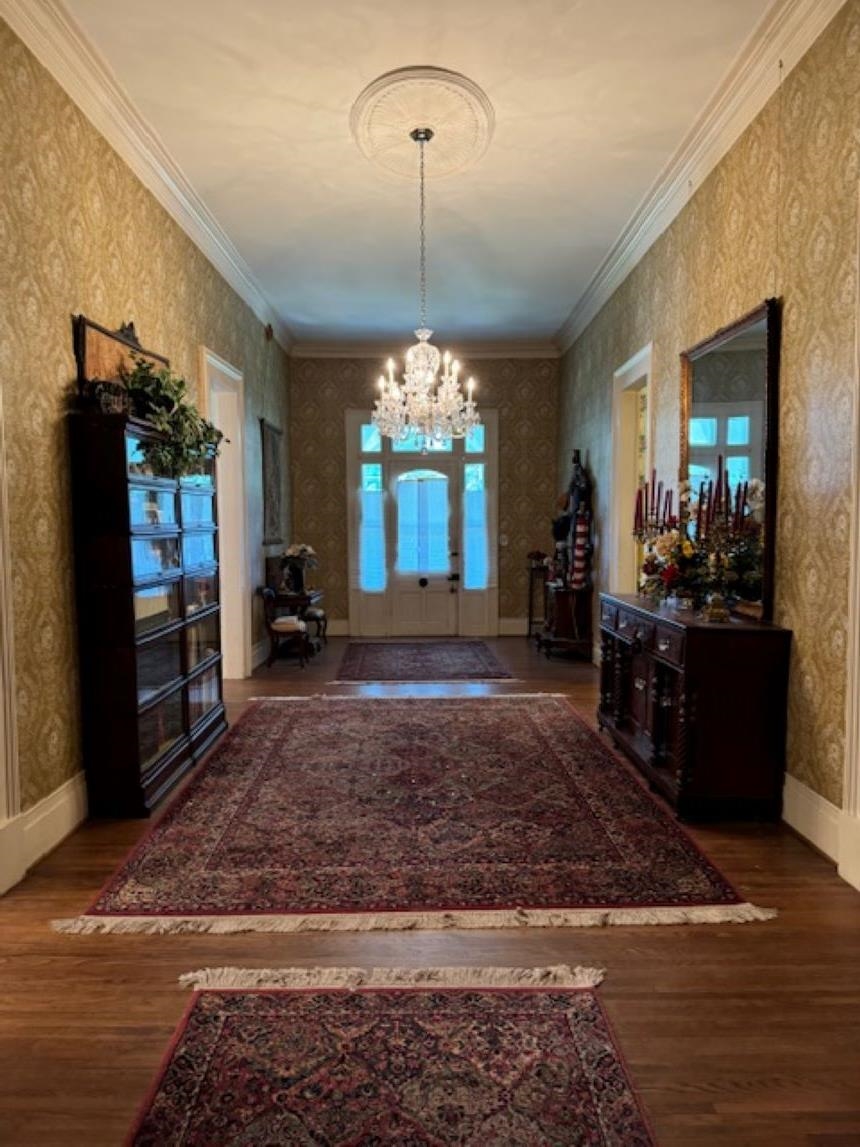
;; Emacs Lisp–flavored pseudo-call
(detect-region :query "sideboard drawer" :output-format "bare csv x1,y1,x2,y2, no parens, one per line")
654,624,685,665
600,600,618,630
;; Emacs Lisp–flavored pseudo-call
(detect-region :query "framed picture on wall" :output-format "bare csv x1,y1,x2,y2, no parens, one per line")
260,418,283,545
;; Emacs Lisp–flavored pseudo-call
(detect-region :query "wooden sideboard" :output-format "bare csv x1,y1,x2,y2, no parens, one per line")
597,592,791,821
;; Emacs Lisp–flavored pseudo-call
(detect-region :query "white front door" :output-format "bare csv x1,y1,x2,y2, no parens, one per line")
390,464,459,636
346,410,499,637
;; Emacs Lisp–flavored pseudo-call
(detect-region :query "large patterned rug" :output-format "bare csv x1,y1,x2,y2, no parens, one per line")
129,965,655,1146
55,695,773,934
336,640,513,681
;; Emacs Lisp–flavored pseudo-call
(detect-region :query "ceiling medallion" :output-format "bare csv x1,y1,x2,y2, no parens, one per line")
350,65,494,179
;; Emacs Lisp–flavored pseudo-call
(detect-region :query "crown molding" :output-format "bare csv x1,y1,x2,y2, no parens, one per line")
556,0,849,354
290,339,561,360
0,0,294,353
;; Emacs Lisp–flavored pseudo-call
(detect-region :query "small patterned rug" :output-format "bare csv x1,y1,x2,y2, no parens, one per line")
128,966,655,1146
54,696,773,934
336,640,513,681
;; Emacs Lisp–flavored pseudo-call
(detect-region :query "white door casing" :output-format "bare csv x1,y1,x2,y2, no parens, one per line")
610,345,652,594
198,348,251,679
346,409,499,637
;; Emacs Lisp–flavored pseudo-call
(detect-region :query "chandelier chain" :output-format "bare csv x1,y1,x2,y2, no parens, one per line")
371,125,480,445
418,136,427,331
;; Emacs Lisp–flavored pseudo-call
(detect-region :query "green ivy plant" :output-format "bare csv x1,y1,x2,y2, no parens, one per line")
120,355,224,478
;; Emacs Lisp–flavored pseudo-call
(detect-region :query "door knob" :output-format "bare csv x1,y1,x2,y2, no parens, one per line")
447,573,460,582
418,577,429,588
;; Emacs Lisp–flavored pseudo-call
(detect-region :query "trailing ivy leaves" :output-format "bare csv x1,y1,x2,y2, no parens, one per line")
121,355,224,478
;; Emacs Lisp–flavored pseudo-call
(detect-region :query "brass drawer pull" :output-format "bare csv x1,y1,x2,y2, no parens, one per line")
619,618,629,630
634,676,647,692
657,639,671,653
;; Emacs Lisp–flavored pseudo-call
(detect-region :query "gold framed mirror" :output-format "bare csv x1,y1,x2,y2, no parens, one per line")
679,298,781,621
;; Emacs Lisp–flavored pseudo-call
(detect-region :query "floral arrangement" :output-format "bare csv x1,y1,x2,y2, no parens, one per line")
639,526,709,603
283,543,318,569
635,465,765,615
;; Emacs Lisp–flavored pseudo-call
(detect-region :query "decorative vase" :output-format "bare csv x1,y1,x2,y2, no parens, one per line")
703,592,730,623
668,593,694,611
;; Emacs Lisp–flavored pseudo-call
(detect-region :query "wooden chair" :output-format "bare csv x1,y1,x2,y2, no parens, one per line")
258,587,312,667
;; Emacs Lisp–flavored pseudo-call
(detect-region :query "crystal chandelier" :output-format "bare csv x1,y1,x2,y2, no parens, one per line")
372,127,480,446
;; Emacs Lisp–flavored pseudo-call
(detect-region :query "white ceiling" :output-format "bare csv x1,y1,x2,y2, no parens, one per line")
65,0,773,344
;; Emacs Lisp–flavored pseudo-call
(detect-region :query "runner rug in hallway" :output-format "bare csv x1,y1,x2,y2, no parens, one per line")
336,639,513,681
54,695,774,934
128,965,655,1146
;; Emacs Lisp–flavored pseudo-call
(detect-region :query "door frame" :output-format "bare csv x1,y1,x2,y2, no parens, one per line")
841,183,860,891
345,408,499,636
198,347,251,679
0,375,23,893
610,344,653,594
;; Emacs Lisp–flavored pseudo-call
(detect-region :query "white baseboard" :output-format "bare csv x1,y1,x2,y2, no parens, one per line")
838,812,860,891
251,638,268,670
782,773,841,862
499,618,528,636
0,771,88,895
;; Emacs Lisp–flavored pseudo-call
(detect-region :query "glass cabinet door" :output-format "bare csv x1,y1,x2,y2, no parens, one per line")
183,531,216,570
181,491,215,526
185,571,218,615
133,580,182,637
136,630,183,705
131,536,181,581
138,687,185,770
186,611,220,671
130,486,177,528
188,665,221,727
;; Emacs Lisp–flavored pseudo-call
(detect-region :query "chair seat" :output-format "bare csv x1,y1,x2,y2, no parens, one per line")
270,617,307,634
303,607,326,620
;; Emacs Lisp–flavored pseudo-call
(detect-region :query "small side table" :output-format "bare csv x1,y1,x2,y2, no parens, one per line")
273,589,327,648
527,563,547,642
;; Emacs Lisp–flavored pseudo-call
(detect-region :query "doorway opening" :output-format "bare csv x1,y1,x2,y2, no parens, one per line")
610,345,652,594
199,348,250,679
346,409,499,636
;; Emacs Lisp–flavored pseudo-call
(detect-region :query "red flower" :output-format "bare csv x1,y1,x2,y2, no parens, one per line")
660,564,679,587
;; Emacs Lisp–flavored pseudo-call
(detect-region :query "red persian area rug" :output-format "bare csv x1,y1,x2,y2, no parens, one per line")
335,640,513,681
55,695,774,934
129,965,656,1147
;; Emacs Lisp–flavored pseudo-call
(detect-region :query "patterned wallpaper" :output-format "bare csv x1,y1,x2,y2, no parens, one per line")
558,1,860,806
693,350,766,404
290,357,559,620
0,21,291,810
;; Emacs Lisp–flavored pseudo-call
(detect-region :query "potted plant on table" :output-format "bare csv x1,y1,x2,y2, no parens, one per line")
281,543,318,594
114,355,224,478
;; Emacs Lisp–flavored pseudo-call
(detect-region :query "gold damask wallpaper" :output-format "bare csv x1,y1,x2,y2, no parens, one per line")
290,357,559,620
558,0,860,805
0,21,290,809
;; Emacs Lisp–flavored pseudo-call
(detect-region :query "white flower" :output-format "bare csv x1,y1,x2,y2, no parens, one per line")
746,479,766,510
651,529,680,561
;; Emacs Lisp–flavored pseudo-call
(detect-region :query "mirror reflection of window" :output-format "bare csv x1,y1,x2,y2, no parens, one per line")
689,320,766,494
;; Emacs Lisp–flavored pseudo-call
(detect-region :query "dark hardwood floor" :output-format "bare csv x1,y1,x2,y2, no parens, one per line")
1,637,859,1145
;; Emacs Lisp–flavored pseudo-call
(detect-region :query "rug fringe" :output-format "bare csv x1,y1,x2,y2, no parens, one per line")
178,963,605,991
52,901,775,935
247,692,566,701
329,679,523,685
